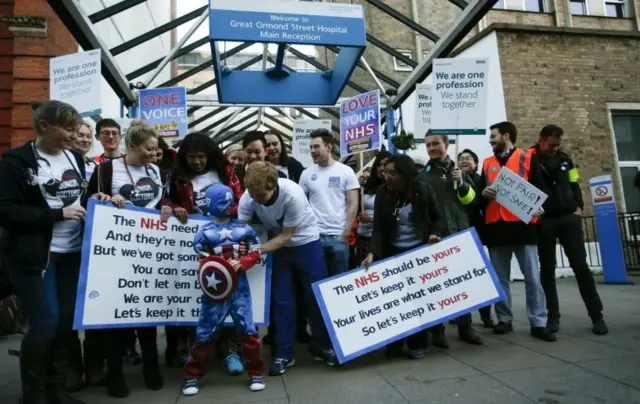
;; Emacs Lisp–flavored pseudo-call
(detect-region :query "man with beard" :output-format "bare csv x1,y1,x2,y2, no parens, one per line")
417,133,483,348
533,125,607,335
480,121,556,342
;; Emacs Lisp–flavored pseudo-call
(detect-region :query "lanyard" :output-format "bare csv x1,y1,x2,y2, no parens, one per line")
32,143,88,191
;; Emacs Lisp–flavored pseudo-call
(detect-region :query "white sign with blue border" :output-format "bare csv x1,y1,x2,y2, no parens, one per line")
209,0,366,46
312,228,504,363
138,87,188,138
49,50,102,117
73,200,272,330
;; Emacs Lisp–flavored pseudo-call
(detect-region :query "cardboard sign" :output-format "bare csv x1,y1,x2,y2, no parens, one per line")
312,229,504,363
491,167,547,224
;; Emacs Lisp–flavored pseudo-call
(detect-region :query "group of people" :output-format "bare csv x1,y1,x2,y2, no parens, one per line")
0,99,608,404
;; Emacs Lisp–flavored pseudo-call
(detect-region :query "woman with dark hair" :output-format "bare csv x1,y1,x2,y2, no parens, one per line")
160,132,245,375
361,154,444,360
153,137,177,185
265,130,305,182
356,151,390,263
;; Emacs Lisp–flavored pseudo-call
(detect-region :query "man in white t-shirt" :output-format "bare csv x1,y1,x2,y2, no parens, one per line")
299,129,360,275
238,162,338,376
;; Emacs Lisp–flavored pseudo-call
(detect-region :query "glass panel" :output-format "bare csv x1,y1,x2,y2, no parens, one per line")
569,0,587,15
493,0,505,8
620,166,640,213
525,0,544,12
612,112,640,161
605,2,625,17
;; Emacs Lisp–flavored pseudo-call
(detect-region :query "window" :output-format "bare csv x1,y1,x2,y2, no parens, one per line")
569,0,588,15
493,0,505,8
177,52,206,69
525,0,546,12
605,0,625,17
611,109,640,212
393,51,413,72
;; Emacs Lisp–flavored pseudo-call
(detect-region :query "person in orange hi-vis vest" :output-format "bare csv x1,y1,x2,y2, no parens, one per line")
479,121,556,343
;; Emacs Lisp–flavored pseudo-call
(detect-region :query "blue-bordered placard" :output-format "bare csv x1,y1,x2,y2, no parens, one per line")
73,199,272,330
312,228,505,364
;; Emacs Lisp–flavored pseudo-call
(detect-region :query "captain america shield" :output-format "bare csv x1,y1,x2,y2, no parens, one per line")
198,256,238,302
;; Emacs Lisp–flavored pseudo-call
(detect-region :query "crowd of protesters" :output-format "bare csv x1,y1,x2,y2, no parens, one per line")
0,100,608,404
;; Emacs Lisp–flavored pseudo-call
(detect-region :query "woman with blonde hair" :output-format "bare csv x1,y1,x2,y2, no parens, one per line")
86,120,164,398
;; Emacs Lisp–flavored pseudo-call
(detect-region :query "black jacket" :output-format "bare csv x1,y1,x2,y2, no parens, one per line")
0,142,86,275
532,145,584,217
283,157,305,184
369,180,444,260
479,148,546,247
465,171,487,244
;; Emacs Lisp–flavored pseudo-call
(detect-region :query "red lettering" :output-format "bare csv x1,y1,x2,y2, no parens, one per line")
354,272,380,288
140,218,167,231
142,94,181,108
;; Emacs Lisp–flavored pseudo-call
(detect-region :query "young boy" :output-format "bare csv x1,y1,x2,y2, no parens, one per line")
182,183,265,395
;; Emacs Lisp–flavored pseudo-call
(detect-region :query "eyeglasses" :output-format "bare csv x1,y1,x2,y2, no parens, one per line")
99,130,120,138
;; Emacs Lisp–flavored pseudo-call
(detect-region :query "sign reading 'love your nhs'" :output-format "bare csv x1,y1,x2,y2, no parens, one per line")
209,0,366,47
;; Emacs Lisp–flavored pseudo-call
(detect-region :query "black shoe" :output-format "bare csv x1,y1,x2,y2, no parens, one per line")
592,318,609,335
531,327,557,342
143,364,164,391
492,322,513,334
547,316,560,334
106,372,129,398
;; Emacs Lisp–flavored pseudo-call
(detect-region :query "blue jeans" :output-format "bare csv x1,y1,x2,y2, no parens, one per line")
9,252,81,343
272,239,332,360
320,235,350,276
488,245,547,328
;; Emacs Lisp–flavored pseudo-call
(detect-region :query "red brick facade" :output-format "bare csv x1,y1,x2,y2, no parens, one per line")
0,0,77,153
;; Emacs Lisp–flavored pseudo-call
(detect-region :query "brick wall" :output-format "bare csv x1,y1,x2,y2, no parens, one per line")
495,25,640,215
0,0,14,153
2,0,77,150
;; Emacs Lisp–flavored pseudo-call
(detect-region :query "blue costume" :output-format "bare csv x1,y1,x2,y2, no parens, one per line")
184,184,265,388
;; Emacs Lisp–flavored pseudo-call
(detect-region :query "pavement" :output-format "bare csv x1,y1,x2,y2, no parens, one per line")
1,276,640,404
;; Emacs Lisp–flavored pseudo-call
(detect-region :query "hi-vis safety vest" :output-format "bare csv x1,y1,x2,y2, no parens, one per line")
482,148,538,224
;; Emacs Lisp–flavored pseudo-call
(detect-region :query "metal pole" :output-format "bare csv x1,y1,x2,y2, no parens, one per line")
410,0,423,61
360,57,390,100
143,7,209,89
256,44,270,130
211,107,250,138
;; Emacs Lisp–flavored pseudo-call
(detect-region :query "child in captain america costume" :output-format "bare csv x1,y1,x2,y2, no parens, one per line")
182,183,266,395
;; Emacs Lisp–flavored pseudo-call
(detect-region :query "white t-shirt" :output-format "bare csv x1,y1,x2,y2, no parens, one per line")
191,170,220,215
37,150,84,253
238,178,319,247
111,159,163,209
85,160,97,181
357,193,376,237
299,161,360,236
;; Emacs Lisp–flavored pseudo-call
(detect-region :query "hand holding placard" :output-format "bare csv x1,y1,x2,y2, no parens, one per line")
490,167,547,224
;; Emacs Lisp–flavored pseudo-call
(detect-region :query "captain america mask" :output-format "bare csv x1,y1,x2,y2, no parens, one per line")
204,183,235,218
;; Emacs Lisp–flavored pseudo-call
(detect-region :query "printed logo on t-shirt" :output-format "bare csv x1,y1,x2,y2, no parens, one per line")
194,184,213,215
328,176,341,188
43,169,84,207
118,177,160,207
311,174,318,181
26,168,37,186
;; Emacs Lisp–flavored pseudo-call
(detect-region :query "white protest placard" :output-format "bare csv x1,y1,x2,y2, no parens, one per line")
74,200,271,330
414,84,432,138
292,119,332,167
431,58,488,136
50,50,102,117
313,229,504,363
491,167,548,224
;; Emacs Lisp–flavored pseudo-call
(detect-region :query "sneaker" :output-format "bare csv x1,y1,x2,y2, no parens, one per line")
547,316,560,334
407,349,427,360
268,357,295,376
182,379,200,396
531,327,557,342
312,349,339,367
492,322,514,335
249,376,266,392
592,318,609,335
225,353,244,375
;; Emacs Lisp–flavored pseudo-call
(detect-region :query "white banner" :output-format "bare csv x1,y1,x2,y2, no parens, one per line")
414,84,432,138
74,200,271,329
313,229,504,363
431,58,489,136
50,50,102,117
292,119,332,167
491,167,548,224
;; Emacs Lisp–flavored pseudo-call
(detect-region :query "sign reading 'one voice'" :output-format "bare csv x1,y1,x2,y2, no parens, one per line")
313,229,505,363
74,200,271,330
491,167,548,224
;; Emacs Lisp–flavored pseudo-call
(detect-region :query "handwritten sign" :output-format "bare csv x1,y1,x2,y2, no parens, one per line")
491,167,547,224
312,229,504,363
74,200,271,330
